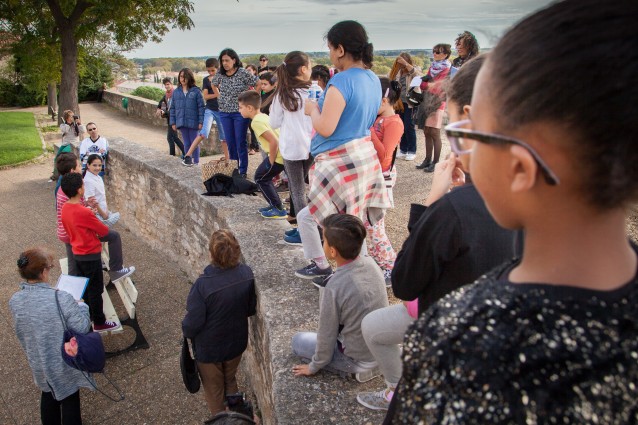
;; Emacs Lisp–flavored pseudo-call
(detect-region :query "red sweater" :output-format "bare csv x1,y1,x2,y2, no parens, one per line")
61,202,109,255
370,114,404,172
56,190,86,244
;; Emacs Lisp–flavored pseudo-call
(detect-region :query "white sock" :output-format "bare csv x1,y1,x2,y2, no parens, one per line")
313,257,329,269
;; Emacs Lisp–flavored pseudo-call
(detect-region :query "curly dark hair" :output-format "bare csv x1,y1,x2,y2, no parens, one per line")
455,31,480,58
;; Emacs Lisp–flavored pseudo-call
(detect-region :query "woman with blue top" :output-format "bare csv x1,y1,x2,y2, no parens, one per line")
212,48,259,177
170,68,205,164
296,20,391,280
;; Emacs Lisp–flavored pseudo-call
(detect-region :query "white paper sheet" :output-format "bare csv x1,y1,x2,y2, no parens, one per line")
56,274,89,301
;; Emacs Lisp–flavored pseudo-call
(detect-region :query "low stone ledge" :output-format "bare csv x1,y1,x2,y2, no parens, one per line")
102,137,386,424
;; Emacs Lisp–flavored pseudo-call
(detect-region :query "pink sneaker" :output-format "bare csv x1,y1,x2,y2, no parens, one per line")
94,320,119,332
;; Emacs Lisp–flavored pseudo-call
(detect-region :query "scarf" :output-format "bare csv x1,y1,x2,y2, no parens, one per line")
165,87,173,100
429,59,451,78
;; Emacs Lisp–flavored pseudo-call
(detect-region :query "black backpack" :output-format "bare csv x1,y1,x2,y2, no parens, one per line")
202,171,259,197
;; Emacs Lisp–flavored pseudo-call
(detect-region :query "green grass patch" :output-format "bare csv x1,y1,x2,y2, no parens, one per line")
0,112,43,166
41,124,59,133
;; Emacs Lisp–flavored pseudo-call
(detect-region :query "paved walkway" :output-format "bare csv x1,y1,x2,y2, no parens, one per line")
0,103,442,424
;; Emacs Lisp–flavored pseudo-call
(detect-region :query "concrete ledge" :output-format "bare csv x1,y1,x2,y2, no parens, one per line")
101,137,387,424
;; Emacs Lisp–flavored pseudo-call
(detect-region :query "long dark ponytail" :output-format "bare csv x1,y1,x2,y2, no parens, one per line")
273,51,311,112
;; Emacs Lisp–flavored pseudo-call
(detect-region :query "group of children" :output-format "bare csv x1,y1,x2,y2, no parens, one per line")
55,146,135,332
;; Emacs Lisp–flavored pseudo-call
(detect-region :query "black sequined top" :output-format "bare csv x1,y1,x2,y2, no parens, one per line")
393,258,638,424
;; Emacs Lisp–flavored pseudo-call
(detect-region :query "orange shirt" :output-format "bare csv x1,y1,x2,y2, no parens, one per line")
370,114,404,172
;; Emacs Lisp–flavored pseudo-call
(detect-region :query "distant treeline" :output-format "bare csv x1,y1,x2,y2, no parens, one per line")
134,49,435,77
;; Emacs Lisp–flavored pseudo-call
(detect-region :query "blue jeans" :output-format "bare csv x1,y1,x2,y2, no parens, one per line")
292,332,377,376
254,157,285,209
180,127,200,163
199,109,225,141
220,112,250,174
399,102,416,154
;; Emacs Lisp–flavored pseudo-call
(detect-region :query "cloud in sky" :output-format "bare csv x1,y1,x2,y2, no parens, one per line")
126,0,553,58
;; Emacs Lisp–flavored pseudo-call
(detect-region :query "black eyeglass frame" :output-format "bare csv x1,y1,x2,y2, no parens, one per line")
444,119,560,186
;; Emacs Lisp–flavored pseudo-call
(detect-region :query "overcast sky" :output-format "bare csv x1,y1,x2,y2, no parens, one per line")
126,0,554,58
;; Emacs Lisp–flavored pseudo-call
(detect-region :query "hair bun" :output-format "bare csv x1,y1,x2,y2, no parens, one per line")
17,254,29,269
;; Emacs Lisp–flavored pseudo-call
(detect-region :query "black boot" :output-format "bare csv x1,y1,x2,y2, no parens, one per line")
424,162,437,173
416,158,431,169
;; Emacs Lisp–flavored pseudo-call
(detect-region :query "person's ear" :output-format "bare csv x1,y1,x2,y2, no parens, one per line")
462,104,471,119
335,44,345,59
508,144,538,193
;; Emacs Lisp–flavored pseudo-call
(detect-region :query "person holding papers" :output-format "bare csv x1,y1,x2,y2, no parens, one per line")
10,247,93,424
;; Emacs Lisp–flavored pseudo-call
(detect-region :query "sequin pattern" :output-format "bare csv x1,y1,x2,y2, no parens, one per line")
393,261,638,424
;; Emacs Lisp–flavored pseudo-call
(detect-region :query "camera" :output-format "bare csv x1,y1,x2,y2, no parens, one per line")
225,392,254,418
73,115,80,120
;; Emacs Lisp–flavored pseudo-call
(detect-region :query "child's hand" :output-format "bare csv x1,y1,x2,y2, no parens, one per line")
425,154,461,206
304,100,318,116
292,364,314,376
64,337,78,357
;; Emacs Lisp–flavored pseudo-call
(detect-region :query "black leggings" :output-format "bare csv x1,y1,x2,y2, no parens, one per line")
41,390,82,425
424,126,442,164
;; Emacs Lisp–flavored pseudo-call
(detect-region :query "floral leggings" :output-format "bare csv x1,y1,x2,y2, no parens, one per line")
365,169,397,272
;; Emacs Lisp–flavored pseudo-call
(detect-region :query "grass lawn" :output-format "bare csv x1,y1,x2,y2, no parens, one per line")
0,112,44,166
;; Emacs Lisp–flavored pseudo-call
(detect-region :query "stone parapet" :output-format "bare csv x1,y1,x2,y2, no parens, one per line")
102,89,222,155
98,137,386,424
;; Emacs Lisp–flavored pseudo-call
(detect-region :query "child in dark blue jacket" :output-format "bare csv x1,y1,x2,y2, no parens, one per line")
182,229,256,417
170,67,205,164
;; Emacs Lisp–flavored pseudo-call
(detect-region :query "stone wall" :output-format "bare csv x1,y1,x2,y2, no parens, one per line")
102,89,222,155
93,137,386,424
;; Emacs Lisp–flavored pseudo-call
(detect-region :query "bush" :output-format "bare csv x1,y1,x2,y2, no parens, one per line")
131,86,165,102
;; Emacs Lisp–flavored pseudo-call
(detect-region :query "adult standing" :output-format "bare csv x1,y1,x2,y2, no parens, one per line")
51,110,85,182
10,247,93,425
257,54,269,74
297,20,390,279
414,44,452,172
169,68,204,164
452,30,480,69
156,77,185,158
212,49,259,177
389,53,420,161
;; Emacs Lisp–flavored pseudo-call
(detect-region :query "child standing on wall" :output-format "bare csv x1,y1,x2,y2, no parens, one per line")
238,90,287,219
291,214,388,382
182,230,257,417
183,58,228,166
268,51,315,243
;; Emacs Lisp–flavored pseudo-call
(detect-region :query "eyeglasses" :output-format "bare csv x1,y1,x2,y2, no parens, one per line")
87,128,97,131
260,59,267,62
444,119,560,186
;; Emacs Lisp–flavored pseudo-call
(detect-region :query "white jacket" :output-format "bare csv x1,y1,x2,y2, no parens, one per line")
269,89,312,161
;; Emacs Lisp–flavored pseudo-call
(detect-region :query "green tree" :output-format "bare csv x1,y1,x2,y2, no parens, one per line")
0,0,194,121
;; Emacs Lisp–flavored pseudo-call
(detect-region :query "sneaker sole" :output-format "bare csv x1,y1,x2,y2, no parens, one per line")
356,395,389,411
295,271,326,280
261,215,288,220
283,240,302,246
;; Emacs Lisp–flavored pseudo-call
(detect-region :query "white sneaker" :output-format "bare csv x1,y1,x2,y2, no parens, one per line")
356,389,392,411
395,151,407,159
405,153,416,161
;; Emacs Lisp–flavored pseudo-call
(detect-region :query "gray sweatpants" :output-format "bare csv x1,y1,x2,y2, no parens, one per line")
283,158,313,218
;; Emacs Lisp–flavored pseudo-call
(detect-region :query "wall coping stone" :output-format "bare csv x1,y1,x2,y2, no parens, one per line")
101,137,386,424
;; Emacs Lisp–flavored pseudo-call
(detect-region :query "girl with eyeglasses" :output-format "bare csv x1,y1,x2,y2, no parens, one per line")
390,0,638,423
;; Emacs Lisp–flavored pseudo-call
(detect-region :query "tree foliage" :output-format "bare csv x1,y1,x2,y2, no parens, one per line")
130,85,164,102
0,0,194,115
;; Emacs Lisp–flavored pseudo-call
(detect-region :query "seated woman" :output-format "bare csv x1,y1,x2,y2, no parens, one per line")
390,0,638,422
